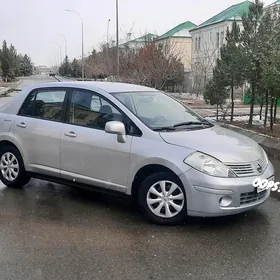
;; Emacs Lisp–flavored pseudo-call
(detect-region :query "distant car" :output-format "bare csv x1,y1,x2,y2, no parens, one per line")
0,82,274,225
49,70,55,77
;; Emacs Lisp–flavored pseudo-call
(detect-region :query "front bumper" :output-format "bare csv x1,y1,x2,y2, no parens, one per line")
179,161,275,217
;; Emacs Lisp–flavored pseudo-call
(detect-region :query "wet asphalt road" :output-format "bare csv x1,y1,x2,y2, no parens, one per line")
0,160,280,280
0,75,58,105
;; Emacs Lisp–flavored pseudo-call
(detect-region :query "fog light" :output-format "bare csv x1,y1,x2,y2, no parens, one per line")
219,196,232,207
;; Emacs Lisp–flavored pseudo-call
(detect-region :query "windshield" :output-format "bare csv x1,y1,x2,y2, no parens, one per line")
112,91,207,130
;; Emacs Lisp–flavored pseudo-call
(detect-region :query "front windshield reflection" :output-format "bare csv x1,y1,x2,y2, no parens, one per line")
113,91,206,130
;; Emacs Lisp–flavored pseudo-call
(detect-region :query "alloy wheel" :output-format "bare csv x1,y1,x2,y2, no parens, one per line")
146,180,185,218
0,152,19,181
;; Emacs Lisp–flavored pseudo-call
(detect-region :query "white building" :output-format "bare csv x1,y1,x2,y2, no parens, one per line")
156,21,197,73
189,0,251,90
189,0,280,92
119,33,158,54
266,0,280,9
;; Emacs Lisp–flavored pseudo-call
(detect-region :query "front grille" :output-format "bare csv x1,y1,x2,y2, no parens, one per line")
226,156,267,177
227,163,254,176
240,189,267,205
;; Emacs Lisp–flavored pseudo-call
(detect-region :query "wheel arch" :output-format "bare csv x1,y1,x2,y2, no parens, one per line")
130,163,183,202
0,138,24,160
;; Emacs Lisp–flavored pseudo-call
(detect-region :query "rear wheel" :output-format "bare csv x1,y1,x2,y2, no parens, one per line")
138,172,187,225
0,145,30,188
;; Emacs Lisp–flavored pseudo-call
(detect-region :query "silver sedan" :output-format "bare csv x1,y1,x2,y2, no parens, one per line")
0,82,274,225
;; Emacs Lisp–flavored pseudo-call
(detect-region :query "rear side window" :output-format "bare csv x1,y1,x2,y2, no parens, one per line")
18,89,67,122
18,92,36,116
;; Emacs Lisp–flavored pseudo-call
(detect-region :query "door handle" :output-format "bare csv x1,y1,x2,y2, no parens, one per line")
16,122,27,128
64,131,77,138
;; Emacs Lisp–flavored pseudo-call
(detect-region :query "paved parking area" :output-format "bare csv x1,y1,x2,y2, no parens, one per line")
1,160,280,280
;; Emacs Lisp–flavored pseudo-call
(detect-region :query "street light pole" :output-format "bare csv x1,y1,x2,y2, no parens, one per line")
54,42,62,65
107,19,111,73
116,0,119,79
57,33,67,58
52,43,61,75
82,20,84,80
112,40,115,76
65,9,84,80
107,19,111,46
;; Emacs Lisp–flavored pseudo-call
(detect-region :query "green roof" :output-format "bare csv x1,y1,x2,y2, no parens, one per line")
191,1,251,31
128,33,157,43
119,33,158,47
156,21,197,41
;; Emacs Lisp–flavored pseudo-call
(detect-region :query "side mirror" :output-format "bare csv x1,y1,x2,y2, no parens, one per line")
105,121,126,143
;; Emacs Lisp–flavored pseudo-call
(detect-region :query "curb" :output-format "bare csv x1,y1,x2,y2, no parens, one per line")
11,79,22,85
0,87,11,97
0,79,22,86
220,123,280,160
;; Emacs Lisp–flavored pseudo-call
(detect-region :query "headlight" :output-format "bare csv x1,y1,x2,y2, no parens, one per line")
184,152,236,178
259,146,269,165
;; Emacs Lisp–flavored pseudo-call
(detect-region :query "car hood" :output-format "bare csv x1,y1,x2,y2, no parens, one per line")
159,125,262,163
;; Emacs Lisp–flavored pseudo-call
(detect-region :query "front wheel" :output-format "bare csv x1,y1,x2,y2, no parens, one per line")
138,172,187,225
0,145,30,188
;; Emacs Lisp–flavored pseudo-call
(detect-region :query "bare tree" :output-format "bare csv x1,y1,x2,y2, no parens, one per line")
117,40,184,90
82,30,184,90
190,38,220,95
190,21,232,96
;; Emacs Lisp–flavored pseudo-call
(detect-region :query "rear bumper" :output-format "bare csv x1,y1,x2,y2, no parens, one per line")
179,161,274,217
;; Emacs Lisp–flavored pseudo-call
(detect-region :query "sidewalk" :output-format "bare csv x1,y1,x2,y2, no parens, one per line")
0,79,22,87
277,106,280,119
0,87,11,96
172,94,280,118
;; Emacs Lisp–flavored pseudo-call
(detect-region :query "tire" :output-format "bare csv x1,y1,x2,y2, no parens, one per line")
0,145,30,188
138,172,187,225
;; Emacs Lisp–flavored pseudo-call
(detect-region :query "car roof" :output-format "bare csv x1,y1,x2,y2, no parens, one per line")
0,81,158,115
31,81,158,93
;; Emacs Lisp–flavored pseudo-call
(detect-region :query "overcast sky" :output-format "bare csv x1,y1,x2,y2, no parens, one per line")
0,0,275,66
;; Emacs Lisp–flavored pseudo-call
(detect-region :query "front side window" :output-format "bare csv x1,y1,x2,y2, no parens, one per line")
112,91,208,130
19,89,66,122
68,89,123,130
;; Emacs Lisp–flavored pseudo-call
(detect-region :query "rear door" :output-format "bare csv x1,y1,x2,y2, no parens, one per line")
14,88,67,177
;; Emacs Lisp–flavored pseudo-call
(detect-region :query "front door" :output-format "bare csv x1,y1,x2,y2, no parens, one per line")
60,89,132,193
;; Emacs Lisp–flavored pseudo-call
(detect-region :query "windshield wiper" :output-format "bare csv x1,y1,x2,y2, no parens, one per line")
153,127,176,132
173,121,211,128
153,121,212,132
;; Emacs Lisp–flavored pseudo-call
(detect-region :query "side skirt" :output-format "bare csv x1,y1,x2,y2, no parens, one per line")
27,172,132,203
